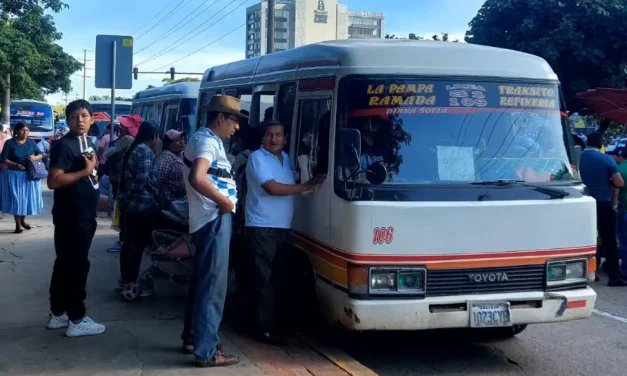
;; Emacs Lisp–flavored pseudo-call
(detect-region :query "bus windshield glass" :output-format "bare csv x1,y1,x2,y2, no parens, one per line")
90,103,131,117
181,98,197,135
336,77,577,185
10,103,54,132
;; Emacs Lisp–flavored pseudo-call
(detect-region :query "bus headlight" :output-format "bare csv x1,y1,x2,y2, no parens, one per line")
546,259,587,287
369,268,426,295
370,270,396,292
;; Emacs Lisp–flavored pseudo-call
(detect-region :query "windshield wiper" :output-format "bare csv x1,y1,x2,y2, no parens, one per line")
471,180,570,199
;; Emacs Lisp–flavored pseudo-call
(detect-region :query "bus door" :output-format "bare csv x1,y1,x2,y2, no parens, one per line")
290,91,333,243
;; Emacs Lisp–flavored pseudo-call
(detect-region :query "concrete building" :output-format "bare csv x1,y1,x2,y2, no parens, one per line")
246,0,383,58
347,11,384,39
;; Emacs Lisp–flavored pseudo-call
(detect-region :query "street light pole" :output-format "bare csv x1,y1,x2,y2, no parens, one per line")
266,0,275,54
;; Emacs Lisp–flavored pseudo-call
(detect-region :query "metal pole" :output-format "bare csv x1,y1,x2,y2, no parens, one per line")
266,0,275,54
82,49,87,99
108,40,117,218
110,40,117,143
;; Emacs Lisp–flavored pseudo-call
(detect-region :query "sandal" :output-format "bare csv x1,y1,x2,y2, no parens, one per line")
122,283,139,301
194,351,239,368
182,342,222,355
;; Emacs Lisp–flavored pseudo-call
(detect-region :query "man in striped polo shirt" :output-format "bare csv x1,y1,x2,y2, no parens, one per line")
181,95,247,368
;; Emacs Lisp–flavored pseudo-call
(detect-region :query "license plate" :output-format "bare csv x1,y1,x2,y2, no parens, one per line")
470,302,512,328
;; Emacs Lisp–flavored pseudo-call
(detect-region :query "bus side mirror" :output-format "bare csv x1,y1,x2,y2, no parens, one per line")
366,162,387,185
336,129,362,167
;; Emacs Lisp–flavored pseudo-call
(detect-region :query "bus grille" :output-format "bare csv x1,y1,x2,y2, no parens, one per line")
426,265,546,297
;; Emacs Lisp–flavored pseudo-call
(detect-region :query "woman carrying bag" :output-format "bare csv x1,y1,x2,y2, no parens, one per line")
0,122,45,233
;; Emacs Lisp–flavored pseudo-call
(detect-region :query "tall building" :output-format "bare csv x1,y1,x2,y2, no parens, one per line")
246,0,383,59
348,11,384,39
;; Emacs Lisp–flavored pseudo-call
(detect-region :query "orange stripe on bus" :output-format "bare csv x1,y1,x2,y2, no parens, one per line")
289,230,596,265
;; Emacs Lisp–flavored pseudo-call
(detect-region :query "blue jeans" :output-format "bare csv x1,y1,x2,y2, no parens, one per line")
182,213,232,360
617,211,627,276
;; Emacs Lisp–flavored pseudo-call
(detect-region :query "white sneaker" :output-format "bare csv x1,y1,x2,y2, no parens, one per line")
65,316,106,337
46,312,69,330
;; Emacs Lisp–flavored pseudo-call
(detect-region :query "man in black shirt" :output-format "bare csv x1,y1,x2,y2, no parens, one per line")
46,100,105,337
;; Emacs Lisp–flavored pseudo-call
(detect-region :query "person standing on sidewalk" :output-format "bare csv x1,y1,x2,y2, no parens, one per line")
116,121,160,300
244,120,324,344
46,99,105,337
103,115,141,253
611,145,627,278
580,131,625,287
181,95,244,368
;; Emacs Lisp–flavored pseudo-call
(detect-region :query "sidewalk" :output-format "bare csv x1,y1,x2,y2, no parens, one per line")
0,189,350,376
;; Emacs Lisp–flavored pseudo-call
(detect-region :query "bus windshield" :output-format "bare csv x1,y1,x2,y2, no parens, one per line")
90,103,131,117
336,77,577,185
10,103,54,132
181,98,197,135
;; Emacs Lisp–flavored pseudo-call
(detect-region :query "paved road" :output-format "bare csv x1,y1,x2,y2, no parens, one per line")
333,277,627,375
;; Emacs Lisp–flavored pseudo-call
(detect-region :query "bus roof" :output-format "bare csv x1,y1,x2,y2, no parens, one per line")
133,82,200,103
201,39,558,90
90,100,132,106
10,99,51,106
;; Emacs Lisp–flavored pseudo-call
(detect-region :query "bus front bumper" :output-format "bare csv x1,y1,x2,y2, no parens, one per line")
318,282,597,331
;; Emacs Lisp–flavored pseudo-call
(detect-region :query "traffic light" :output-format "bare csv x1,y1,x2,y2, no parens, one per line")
133,67,138,80
169,67,175,81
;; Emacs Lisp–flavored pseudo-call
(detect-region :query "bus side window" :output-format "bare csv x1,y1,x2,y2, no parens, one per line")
294,97,332,183
197,91,217,131
276,83,296,153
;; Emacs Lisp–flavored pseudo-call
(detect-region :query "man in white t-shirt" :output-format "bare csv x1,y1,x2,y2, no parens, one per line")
180,95,245,368
244,121,323,344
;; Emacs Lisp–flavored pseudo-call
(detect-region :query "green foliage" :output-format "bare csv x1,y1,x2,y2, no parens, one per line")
89,95,133,102
466,0,627,113
1,0,67,16
0,1,80,99
161,77,201,85
385,32,458,42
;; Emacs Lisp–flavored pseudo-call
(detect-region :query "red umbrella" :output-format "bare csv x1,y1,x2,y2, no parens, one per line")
92,112,111,121
577,88,627,125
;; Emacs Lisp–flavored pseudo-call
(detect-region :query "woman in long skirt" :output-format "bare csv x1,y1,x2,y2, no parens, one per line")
0,122,44,233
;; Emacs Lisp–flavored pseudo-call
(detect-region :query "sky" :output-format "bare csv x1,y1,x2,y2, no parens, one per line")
45,0,486,105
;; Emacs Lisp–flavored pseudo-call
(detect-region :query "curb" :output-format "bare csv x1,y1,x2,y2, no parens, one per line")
303,336,379,376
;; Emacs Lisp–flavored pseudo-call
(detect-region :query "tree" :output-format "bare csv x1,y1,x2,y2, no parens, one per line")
0,1,80,123
161,77,201,85
89,95,110,102
465,0,627,113
385,32,457,42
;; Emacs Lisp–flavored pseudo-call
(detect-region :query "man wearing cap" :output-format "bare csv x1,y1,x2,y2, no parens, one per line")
156,129,186,210
580,131,625,286
611,145,627,279
103,114,141,253
181,95,243,368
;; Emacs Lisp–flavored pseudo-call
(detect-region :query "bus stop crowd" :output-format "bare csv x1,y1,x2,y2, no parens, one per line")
0,96,323,368
579,129,627,287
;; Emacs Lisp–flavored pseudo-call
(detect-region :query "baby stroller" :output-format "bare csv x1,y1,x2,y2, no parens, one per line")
138,197,194,296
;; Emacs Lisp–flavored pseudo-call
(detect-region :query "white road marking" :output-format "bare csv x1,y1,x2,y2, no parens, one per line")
593,309,627,324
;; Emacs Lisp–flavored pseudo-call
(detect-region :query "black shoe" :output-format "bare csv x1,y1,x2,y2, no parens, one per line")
608,278,626,287
595,276,600,282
